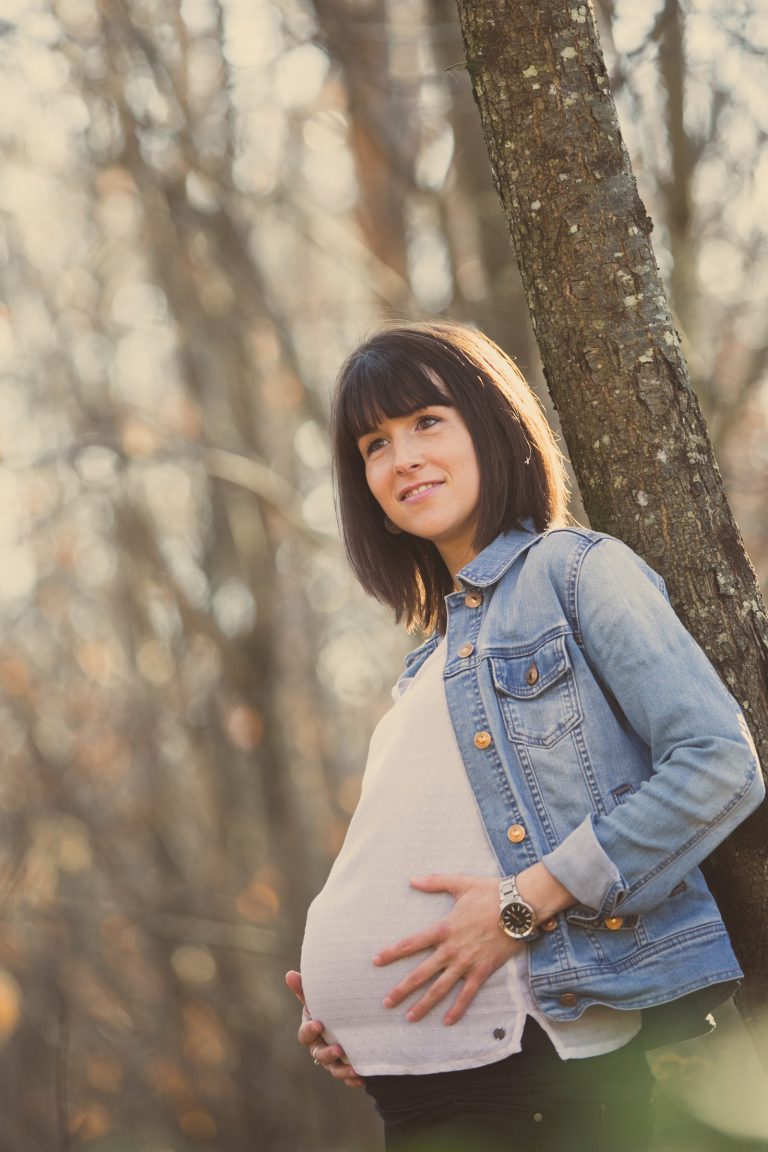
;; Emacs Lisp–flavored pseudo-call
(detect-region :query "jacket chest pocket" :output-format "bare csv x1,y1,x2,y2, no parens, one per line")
490,636,581,748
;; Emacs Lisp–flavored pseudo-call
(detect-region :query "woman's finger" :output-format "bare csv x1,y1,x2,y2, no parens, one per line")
311,1041,344,1066
298,1018,324,1047
286,970,313,1021
327,1055,360,1078
382,952,449,1010
285,970,306,1006
331,1063,364,1087
373,925,443,967
410,874,468,895
304,1032,359,1078
400,966,462,1023
310,1044,364,1087
442,967,489,1025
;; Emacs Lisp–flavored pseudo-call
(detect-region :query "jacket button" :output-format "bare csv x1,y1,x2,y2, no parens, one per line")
474,731,492,750
559,992,577,1007
604,916,625,930
526,662,539,686
540,917,558,932
506,823,526,843
459,643,474,658
464,592,483,608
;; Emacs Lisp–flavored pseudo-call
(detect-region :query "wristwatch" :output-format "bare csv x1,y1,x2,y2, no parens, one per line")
499,876,537,939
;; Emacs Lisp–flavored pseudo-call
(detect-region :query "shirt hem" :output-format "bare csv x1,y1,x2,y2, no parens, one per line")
351,1014,643,1075
352,1037,525,1078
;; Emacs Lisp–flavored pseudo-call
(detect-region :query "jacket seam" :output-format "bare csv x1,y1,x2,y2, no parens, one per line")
570,534,605,648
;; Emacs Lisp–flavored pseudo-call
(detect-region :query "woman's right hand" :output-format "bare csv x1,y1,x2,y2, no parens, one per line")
285,970,364,1088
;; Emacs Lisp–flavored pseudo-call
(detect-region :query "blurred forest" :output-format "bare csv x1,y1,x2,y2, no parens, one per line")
0,1,766,1150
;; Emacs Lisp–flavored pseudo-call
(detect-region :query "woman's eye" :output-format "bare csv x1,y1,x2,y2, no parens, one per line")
416,414,440,430
364,437,386,456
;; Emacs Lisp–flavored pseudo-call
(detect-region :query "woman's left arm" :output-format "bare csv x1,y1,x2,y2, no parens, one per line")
541,537,765,921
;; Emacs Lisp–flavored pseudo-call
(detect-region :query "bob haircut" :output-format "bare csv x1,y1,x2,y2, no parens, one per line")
331,321,571,633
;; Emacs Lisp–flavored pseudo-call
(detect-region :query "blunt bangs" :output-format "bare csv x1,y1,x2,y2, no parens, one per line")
336,348,454,444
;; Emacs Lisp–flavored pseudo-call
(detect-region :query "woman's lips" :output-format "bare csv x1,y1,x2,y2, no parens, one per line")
398,481,444,504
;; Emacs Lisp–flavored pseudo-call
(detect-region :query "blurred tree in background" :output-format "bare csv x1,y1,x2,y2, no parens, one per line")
0,1,765,1150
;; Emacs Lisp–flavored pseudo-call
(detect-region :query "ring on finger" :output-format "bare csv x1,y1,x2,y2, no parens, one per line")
311,1046,321,1065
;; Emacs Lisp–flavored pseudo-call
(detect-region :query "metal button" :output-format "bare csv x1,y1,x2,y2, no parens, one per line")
604,916,625,930
464,591,483,608
540,917,558,932
493,1027,505,1040
533,1112,544,1123
458,643,474,658
473,731,492,750
506,823,526,843
559,992,577,1007
526,662,539,686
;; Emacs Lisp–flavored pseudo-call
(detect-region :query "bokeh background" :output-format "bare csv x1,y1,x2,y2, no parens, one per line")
0,1,766,1149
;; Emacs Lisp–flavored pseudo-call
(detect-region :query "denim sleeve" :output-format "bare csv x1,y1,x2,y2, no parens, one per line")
542,537,765,919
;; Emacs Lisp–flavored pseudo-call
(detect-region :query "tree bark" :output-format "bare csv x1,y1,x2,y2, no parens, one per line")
453,0,768,1044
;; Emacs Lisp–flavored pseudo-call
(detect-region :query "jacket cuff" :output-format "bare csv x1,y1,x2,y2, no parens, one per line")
542,816,626,919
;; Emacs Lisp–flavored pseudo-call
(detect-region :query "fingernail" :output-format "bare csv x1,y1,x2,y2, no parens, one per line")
406,1011,417,1022
383,997,394,1008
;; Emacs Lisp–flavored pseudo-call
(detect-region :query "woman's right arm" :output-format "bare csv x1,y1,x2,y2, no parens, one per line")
285,971,364,1088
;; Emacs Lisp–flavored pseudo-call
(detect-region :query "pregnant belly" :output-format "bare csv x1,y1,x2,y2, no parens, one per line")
299,877,528,1077
299,880,455,1048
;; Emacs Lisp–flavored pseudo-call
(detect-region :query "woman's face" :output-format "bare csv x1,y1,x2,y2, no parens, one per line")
357,402,482,578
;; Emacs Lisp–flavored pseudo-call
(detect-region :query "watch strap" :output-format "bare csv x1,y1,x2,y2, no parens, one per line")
499,876,524,908
498,875,538,939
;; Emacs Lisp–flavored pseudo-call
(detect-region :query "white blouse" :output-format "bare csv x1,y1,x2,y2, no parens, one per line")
300,639,640,1076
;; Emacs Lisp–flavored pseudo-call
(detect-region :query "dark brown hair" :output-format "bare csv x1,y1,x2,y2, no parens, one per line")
331,321,571,633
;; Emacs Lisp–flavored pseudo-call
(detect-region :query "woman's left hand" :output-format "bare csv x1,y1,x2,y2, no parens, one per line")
372,873,523,1026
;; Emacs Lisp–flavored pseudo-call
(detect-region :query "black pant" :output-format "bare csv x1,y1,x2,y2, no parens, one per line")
364,1018,655,1152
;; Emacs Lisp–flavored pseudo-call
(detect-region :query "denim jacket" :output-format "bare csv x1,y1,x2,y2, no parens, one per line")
398,526,764,1046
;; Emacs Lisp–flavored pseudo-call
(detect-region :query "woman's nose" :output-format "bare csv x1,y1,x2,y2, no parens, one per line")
392,446,423,472
387,427,425,473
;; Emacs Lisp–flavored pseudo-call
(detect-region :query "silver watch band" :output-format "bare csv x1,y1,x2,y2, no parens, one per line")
499,875,523,907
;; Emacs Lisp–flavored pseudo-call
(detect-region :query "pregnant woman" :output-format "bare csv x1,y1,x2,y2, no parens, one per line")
286,321,763,1152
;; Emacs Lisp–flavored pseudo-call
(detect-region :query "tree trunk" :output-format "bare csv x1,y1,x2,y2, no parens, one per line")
453,0,768,1046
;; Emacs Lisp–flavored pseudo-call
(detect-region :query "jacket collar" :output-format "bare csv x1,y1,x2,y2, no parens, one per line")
456,524,542,589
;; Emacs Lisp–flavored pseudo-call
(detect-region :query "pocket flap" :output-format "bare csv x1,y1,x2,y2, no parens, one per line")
490,635,570,699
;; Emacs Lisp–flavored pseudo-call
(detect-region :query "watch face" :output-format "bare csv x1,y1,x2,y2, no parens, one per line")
500,901,534,937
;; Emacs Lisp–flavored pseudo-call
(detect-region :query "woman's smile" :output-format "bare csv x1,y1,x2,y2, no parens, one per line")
358,404,481,576
398,480,445,504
